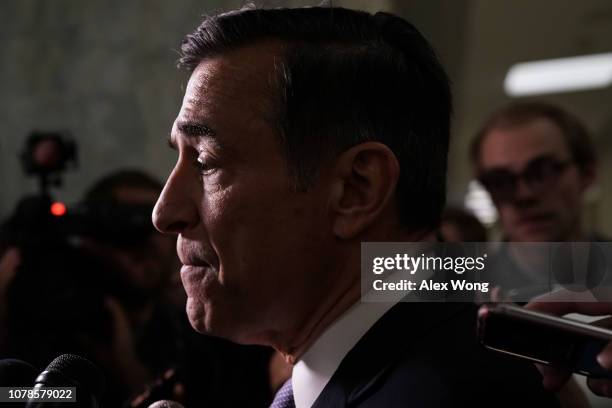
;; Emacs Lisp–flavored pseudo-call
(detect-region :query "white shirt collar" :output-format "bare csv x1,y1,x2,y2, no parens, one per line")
291,247,434,408
291,299,396,408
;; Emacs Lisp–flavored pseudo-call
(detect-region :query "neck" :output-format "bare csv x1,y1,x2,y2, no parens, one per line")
279,227,436,364
280,275,361,365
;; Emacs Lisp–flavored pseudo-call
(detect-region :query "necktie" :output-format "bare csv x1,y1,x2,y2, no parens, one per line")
270,378,295,408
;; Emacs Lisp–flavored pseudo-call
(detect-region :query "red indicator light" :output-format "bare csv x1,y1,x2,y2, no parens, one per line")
50,202,67,217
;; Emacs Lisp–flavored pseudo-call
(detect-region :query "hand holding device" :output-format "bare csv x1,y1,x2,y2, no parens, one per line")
526,299,612,398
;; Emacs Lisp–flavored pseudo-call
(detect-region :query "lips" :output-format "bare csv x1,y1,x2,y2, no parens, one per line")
180,264,209,280
177,238,218,298
177,237,216,268
180,264,210,296
181,257,210,267
177,245,211,267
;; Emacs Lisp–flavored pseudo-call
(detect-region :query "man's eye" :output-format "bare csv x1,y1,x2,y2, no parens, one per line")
196,157,216,175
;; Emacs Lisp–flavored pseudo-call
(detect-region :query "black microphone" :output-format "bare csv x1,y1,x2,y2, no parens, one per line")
26,354,105,408
147,401,185,408
0,358,39,407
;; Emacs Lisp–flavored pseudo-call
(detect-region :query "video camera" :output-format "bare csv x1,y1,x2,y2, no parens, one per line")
0,131,161,374
1,131,155,249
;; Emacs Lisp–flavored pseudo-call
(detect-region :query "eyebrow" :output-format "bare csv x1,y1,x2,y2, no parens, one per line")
176,120,215,138
167,120,218,150
480,153,564,173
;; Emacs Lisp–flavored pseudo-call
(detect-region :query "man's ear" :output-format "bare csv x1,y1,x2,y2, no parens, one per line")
328,142,400,239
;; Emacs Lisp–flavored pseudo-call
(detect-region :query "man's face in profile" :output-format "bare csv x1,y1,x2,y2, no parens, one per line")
153,44,337,345
478,118,592,242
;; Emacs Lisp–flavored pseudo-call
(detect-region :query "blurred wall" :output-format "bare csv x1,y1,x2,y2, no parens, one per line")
1,0,611,238
0,0,392,219
0,0,217,217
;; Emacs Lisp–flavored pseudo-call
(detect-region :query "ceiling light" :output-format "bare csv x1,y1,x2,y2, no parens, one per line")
504,52,612,96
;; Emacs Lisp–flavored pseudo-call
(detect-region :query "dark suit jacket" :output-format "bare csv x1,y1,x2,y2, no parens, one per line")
311,302,560,407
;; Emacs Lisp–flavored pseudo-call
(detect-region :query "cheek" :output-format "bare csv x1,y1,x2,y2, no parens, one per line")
199,184,288,277
545,179,583,216
498,205,519,222
206,188,325,289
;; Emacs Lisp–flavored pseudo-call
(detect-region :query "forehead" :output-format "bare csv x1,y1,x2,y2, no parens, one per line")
180,43,281,126
479,118,571,170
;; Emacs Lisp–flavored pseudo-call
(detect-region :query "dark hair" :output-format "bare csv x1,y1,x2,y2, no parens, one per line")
84,169,162,203
470,101,596,172
178,6,452,230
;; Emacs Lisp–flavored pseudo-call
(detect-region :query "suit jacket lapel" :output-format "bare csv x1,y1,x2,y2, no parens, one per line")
311,302,469,408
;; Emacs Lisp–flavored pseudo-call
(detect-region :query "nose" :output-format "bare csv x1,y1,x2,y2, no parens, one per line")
152,163,200,235
512,178,538,206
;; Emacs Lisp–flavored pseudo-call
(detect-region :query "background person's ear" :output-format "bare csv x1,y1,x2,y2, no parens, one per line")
328,142,399,239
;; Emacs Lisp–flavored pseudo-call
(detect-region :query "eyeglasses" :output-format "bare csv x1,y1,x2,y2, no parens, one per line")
477,155,573,203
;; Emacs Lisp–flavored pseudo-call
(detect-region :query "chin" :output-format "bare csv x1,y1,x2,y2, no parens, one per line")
186,297,210,333
185,297,246,341
189,318,208,334
512,233,550,242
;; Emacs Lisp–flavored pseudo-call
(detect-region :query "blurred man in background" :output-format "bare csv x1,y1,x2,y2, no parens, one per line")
81,169,183,399
471,101,598,243
83,169,183,311
470,101,604,293
471,102,612,399
471,101,598,297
